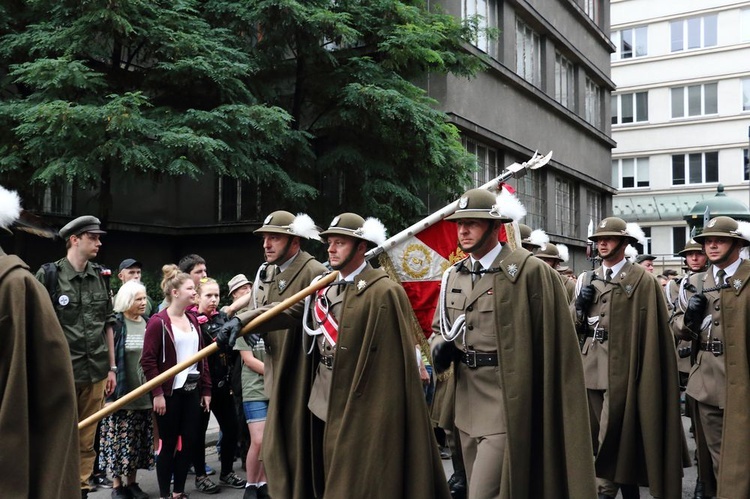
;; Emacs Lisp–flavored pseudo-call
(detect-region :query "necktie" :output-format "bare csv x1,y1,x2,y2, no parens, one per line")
472,261,482,287
716,269,726,286
605,268,613,283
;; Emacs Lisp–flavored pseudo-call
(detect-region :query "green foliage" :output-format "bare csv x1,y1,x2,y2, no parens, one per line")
1,0,486,230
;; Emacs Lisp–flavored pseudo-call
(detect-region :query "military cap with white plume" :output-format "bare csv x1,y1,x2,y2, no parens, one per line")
493,189,527,221
625,222,648,248
358,217,388,246
0,185,22,232
735,221,750,243
556,244,569,262
289,213,322,241
528,229,549,248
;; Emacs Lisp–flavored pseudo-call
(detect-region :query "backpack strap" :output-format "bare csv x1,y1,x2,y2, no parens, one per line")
41,262,60,304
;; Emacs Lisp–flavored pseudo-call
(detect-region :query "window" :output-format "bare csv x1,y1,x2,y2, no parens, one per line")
671,15,717,52
585,77,602,127
744,148,749,181
673,226,688,254
672,152,719,185
464,137,500,187
555,177,578,237
513,168,547,229
611,26,648,60
582,0,601,25
743,9,750,42
634,227,651,255
218,176,259,222
671,83,718,118
743,78,750,112
516,20,541,86
612,157,649,188
554,52,575,109
462,0,496,56
612,92,648,124
586,189,603,233
32,181,73,215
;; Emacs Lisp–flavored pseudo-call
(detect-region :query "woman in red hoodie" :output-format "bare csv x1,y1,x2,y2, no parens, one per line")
141,264,212,499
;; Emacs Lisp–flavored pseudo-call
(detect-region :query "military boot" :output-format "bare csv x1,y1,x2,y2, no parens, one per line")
620,483,640,499
447,470,467,499
693,480,705,499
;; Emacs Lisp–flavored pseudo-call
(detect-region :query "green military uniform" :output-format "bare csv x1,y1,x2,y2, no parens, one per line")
671,217,750,499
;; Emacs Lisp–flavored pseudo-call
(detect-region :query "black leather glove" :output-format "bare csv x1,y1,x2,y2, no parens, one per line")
432,341,456,374
575,285,596,313
683,294,707,340
215,317,241,352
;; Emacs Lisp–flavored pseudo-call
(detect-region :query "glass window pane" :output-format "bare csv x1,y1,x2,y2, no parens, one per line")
635,92,648,121
743,9,750,42
621,94,634,123
622,158,635,188
687,17,701,49
705,152,718,182
671,21,683,52
671,87,684,118
635,26,648,56
673,227,687,254
704,15,718,47
743,78,750,111
744,148,749,181
688,85,702,116
637,158,649,187
704,83,717,114
689,153,702,183
621,29,633,59
672,155,685,184
611,94,618,124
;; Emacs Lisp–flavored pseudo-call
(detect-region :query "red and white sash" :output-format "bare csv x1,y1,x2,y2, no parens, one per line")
312,287,339,346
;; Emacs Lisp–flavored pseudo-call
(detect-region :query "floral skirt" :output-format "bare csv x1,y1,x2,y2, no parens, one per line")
99,409,155,477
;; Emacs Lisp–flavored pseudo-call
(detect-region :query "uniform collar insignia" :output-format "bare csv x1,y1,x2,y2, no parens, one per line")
733,278,742,291
278,279,287,291
506,263,518,277
624,284,633,294
357,279,367,291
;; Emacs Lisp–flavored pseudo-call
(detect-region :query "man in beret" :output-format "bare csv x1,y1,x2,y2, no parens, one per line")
0,186,80,498
36,215,116,499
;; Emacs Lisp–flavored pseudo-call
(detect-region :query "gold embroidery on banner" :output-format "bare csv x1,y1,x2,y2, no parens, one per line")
442,248,466,273
402,243,432,279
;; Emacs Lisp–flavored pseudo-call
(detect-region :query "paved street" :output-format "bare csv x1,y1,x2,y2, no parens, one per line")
89,416,698,498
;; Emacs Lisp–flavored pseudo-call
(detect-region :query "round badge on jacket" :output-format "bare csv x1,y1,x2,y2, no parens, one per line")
58,294,70,306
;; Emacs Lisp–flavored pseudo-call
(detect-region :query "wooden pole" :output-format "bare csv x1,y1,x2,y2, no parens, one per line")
79,270,338,429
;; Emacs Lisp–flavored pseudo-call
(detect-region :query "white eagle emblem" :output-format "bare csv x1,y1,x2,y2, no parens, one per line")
263,214,273,225
458,196,468,209
599,220,607,228
278,279,287,292
330,215,341,227
733,279,742,291
506,263,518,277
357,279,367,291
707,219,717,228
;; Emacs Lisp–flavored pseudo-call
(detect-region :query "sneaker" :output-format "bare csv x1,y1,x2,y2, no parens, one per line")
204,465,215,476
219,471,246,489
194,476,219,494
111,486,131,499
127,482,149,499
92,474,114,489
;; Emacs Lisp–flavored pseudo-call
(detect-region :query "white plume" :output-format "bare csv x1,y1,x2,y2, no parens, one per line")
734,221,750,244
556,244,569,262
741,246,750,261
625,244,638,262
360,217,387,246
290,213,321,241
626,222,647,248
495,189,526,222
0,185,21,229
529,229,549,248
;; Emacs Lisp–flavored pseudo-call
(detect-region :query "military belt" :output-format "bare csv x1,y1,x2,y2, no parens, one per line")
699,340,724,356
320,355,334,369
460,350,498,368
585,328,608,343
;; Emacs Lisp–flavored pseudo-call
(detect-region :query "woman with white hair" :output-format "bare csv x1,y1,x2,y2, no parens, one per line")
99,280,154,499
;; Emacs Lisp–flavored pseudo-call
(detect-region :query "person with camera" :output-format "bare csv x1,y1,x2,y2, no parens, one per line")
672,216,750,499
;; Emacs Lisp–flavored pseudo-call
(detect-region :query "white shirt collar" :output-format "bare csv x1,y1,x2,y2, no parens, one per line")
277,250,299,273
470,242,503,271
602,258,627,279
713,257,742,283
340,260,367,282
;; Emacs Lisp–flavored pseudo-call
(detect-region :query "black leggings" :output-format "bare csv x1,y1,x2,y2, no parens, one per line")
193,386,238,476
155,389,202,496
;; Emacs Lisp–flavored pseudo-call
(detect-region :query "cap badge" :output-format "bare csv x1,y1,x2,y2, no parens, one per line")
356,279,367,291
599,220,607,228
458,196,468,209
263,214,273,225
331,216,340,227
707,219,717,228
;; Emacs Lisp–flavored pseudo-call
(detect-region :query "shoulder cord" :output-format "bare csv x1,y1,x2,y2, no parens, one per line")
438,265,466,345
302,274,326,354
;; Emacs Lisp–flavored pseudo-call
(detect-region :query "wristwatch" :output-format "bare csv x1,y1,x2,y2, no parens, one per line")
110,366,118,373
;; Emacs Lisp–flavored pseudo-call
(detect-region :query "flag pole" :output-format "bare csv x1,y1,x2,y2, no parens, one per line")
365,151,552,261
78,271,339,430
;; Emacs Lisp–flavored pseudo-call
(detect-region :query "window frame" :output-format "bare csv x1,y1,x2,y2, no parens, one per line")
611,26,648,60
464,137,500,188
670,83,718,118
612,157,650,189
585,77,602,128
672,226,688,255
554,51,575,109
611,91,649,125
462,0,495,56
554,176,579,238
516,19,542,87
742,78,750,112
670,15,718,52
671,151,720,186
